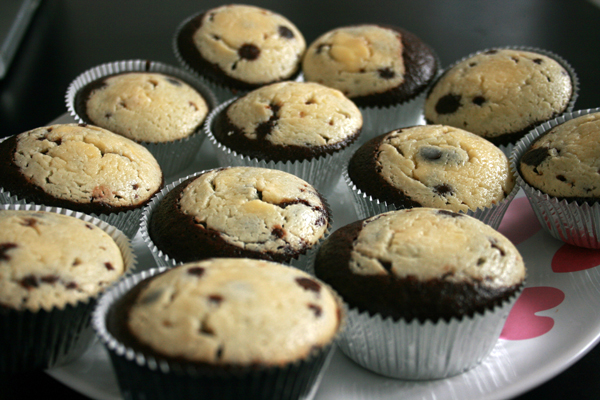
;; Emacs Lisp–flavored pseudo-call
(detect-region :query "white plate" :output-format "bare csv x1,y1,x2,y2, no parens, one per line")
45,114,600,400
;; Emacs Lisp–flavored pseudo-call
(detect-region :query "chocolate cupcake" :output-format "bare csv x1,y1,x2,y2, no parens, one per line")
424,47,578,154
314,208,525,379
206,81,362,193
93,259,344,400
142,167,331,272
345,124,517,228
66,60,217,177
174,4,306,102
0,124,163,237
0,204,135,372
302,24,439,142
513,108,600,248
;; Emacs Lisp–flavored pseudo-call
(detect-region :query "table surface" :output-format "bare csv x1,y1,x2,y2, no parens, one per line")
1,1,600,399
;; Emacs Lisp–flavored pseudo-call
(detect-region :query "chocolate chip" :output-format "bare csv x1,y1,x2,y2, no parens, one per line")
188,266,205,277
132,183,139,190
20,275,39,289
41,275,59,284
469,62,477,67
490,238,506,256
438,209,462,218
521,147,551,168
50,138,62,146
434,184,453,196
308,304,322,317
278,199,311,208
85,224,94,230
420,146,443,161
435,94,462,114
20,218,37,228
278,25,294,39
378,67,395,79
166,77,182,86
66,282,79,290
189,101,198,111
557,175,567,182
208,294,223,304
477,257,486,266
472,96,486,106
105,112,112,119
78,123,88,127
47,127,53,132
238,44,260,60
533,58,543,64
0,243,17,261
272,226,285,239
72,258,82,266
484,49,498,55
379,260,393,273
105,262,114,271
149,79,159,88
296,277,321,293
511,56,520,63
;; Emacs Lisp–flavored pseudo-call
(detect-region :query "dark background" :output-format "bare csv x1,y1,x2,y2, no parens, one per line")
1,0,600,399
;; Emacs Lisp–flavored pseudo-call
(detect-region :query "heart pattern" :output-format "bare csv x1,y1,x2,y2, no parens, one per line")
498,196,541,245
552,244,600,273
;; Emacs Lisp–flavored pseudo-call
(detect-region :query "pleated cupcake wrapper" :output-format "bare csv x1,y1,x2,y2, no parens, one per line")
92,267,343,400
427,45,579,155
0,204,137,373
65,59,218,178
511,107,600,249
140,169,333,273
338,286,522,380
204,99,359,195
342,165,519,230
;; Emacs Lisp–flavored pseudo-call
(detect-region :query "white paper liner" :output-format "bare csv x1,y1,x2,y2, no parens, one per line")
204,98,359,195
342,165,519,230
0,204,136,372
337,288,521,380
511,107,600,249
92,266,342,400
65,59,218,177
424,45,579,151
140,170,332,273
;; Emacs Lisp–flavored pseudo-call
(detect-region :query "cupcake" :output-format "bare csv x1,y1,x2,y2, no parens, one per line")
313,207,525,379
93,258,344,400
0,205,135,372
206,81,362,193
424,47,577,154
514,108,600,248
142,166,331,272
302,24,439,142
174,4,306,102
345,124,517,228
66,60,217,177
0,124,163,238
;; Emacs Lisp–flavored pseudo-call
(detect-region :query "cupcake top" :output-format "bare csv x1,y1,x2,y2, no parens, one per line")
176,4,305,88
212,81,362,161
0,210,125,311
314,208,525,321
302,24,438,107
120,258,341,366
148,167,330,264
519,112,600,202
0,124,163,214
423,48,573,146
77,72,210,143
347,124,515,213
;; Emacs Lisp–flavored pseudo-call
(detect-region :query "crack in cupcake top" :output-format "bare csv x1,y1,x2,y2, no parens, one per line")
0,210,124,311
83,72,209,143
224,81,363,147
424,49,573,139
126,258,340,365
178,167,329,254
12,124,163,207
348,208,525,287
192,4,305,84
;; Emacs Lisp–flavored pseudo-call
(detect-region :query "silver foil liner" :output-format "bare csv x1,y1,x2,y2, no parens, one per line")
65,59,218,178
424,45,579,156
140,169,332,273
0,203,136,373
342,165,519,230
337,287,522,380
204,99,359,195
511,107,600,249
92,266,342,400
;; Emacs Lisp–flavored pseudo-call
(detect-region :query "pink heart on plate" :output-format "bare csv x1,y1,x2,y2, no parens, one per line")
498,197,541,245
552,244,600,273
500,286,565,340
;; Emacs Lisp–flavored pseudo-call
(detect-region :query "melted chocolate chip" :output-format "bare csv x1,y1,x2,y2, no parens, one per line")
295,277,321,293
40,275,59,284
469,62,477,67
85,224,94,230
484,49,498,55
105,262,115,271
434,184,453,196
437,209,462,218
435,94,462,114
533,58,543,64
72,258,82,266
521,147,551,168
308,304,322,317
208,294,223,304
278,199,311,208
477,257,486,266
272,227,285,239
20,218,37,228
255,103,280,139
557,175,567,182
66,282,79,290
472,96,486,106
420,146,443,161
166,77,182,86
378,67,395,79
238,44,260,60
20,275,38,289
0,243,17,261
132,183,139,190
278,25,294,39
188,266,205,277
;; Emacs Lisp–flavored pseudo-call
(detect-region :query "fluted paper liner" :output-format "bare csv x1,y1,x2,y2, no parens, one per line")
511,107,600,249
0,204,136,373
66,59,218,177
